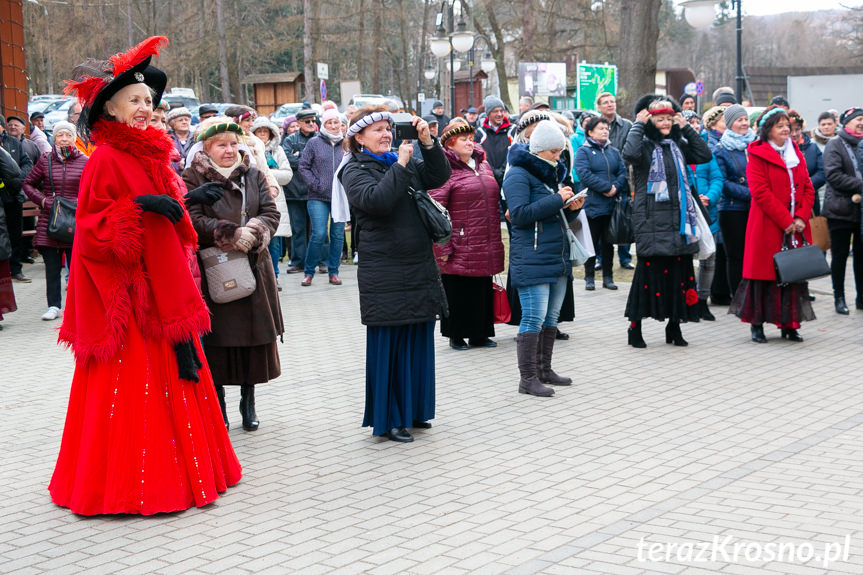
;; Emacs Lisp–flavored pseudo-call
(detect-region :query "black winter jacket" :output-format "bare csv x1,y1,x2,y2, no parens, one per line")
622,121,712,257
0,146,23,204
822,129,862,224
0,132,33,188
341,143,452,326
281,130,315,200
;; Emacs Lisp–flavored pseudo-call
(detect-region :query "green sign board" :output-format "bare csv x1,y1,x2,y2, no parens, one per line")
577,63,617,111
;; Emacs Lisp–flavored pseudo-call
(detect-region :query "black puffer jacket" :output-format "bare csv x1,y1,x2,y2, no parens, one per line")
822,129,863,223
622,120,712,257
0,146,22,204
341,143,452,326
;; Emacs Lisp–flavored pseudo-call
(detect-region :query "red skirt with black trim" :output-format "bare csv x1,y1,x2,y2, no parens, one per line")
728,278,815,328
625,255,701,323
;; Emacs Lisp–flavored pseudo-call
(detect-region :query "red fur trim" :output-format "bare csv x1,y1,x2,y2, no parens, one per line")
108,36,168,76
64,76,108,108
102,197,145,266
648,108,675,116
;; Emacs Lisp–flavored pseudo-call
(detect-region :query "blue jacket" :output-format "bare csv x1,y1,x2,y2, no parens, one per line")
798,134,825,191
503,144,573,288
298,134,344,203
713,145,750,212
695,157,723,234
574,139,628,219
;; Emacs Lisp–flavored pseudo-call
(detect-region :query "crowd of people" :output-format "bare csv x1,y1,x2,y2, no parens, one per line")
1,35,861,516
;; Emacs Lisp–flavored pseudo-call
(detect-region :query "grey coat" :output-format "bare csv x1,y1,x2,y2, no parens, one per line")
822,129,863,224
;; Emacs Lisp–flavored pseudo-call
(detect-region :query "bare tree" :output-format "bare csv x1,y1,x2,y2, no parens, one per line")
617,0,661,116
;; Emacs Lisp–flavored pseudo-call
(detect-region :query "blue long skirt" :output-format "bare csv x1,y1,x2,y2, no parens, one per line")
364,321,435,436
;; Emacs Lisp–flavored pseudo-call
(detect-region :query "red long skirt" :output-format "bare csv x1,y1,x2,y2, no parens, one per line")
49,320,242,515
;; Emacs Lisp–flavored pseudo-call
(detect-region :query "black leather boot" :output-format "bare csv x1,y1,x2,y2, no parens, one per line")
699,300,715,321
537,327,572,385
781,328,803,342
239,385,259,431
628,321,646,348
835,295,850,315
516,332,554,397
751,324,767,343
665,320,688,346
216,385,229,430
602,276,618,290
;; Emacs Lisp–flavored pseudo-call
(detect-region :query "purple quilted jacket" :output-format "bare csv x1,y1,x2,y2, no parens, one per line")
22,147,87,248
429,147,505,277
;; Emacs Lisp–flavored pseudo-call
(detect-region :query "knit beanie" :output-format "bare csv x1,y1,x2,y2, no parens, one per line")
282,115,297,132
321,109,341,125
166,107,191,123
483,95,505,113
840,107,863,126
52,121,77,138
715,92,737,106
723,104,747,128
529,120,566,154
682,110,698,121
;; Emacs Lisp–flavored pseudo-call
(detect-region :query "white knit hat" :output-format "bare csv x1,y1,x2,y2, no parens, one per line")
529,120,566,154
52,121,77,138
166,107,191,123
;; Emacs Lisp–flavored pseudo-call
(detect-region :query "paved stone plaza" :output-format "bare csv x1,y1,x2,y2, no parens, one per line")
1,258,862,574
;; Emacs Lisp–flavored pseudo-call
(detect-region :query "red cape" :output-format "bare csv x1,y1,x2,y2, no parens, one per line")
59,120,210,363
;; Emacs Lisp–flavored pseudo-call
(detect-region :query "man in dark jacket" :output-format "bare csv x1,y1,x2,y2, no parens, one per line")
474,95,512,188
281,109,319,273
0,117,34,282
430,100,450,130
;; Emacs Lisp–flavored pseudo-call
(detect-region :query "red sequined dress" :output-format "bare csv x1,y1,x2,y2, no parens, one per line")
48,120,242,515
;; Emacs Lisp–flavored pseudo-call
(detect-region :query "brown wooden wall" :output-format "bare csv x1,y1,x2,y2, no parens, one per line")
253,83,300,116
0,0,29,124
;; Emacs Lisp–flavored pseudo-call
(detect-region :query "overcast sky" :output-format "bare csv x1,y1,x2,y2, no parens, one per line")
675,0,862,16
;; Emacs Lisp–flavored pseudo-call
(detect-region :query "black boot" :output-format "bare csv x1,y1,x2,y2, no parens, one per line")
751,324,767,343
665,320,688,346
699,300,716,321
516,332,554,397
835,295,850,315
584,276,595,291
628,321,646,348
239,384,259,431
781,328,803,342
602,276,618,290
216,385,229,430
537,327,572,385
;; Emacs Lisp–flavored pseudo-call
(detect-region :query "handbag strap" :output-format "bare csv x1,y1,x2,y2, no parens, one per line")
47,153,56,197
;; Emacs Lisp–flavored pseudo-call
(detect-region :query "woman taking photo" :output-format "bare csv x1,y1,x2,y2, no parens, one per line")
504,120,584,397
339,106,450,443
50,37,241,515
428,119,504,350
183,116,284,432
822,106,863,314
714,104,756,297
729,105,816,341
574,115,628,291
622,96,712,348
22,121,87,321
298,108,347,286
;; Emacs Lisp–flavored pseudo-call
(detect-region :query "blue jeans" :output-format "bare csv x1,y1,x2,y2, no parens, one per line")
286,200,307,266
305,200,345,276
267,236,282,277
517,276,567,333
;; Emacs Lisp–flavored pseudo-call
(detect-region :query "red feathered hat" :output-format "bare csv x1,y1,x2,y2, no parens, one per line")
65,36,169,130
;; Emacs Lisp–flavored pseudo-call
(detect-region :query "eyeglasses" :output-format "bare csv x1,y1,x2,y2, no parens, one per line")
300,119,316,124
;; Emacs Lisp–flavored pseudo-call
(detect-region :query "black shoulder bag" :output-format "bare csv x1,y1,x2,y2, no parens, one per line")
773,167,830,286
407,185,452,246
45,154,77,244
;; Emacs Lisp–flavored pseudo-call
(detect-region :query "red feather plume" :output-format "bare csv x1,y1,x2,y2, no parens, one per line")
108,36,168,76
64,76,109,107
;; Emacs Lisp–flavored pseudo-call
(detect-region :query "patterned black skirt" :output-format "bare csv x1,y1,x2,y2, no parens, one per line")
728,278,815,328
625,255,701,323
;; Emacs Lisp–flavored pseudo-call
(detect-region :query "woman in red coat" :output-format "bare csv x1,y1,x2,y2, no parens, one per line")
429,120,505,350
730,105,816,343
49,37,241,515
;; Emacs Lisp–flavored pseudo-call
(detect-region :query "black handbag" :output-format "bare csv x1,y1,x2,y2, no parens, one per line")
45,154,77,244
407,185,452,246
605,194,633,244
773,235,830,286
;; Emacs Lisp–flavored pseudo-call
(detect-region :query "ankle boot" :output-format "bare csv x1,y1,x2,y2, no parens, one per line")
628,321,646,348
216,385,229,430
699,300,716,321
835,295,850,315
537,327,572,385
781,328,803,342
516,332,554,397
239,384,259,431
602,276,618,290
665,320,688,346
750,323,767,343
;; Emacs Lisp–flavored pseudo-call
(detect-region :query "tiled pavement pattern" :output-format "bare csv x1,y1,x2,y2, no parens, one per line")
1,257,862,574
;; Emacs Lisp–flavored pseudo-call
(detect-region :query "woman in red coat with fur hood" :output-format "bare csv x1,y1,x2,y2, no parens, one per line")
49,37,241,515
729,105,816,343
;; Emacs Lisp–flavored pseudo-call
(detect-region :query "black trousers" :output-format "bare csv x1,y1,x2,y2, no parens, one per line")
710,240,731,303
584,214,614,279
3,201,23,275
38,246,72,308
719,210,748,296
828,222,863,299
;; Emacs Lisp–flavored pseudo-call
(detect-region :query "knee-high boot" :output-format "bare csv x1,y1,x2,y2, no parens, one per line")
216,385,229,430
537,327,572,385
239,384,259,431
516,332,554,397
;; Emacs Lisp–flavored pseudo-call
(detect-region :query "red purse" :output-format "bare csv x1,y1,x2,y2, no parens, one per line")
493,276,511,324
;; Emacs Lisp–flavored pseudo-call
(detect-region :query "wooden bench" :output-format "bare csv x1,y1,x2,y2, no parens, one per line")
22,200,39,238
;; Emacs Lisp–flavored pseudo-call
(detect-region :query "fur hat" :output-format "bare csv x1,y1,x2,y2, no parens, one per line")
529,120,566,154
633,94,681,117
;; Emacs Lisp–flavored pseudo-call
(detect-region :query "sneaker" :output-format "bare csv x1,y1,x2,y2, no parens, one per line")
41,306,61,321
353,253,359,264
12,273,31,283
276,277,282,292
285,265,303,274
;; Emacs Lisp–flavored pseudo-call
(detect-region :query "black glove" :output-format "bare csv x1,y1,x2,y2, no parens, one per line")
184,182,224,206
174,338,203,383
134,194,183,224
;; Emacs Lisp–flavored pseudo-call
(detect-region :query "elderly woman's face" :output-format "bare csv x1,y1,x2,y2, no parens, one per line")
286,122,300,135
150,109,167,131
253,127,271,143
355,119,393,155
651,113,673,136
205,133,240,167
446,134,475,159
171,115,191,133
105,83,153,130
730,115,750,135
768,117,791,147
324,118,341,133
54,130,75,148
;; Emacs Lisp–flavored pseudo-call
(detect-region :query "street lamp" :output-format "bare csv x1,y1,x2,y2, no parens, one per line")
429,1,474,118
465,35,496,109
682,0,744,105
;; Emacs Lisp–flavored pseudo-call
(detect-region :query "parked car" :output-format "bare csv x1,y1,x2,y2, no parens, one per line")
269,102,304,125
43,99,75,132
28,96,66,118
162,88,200,111
349,94,387,109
